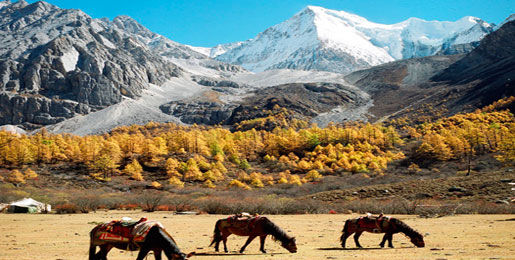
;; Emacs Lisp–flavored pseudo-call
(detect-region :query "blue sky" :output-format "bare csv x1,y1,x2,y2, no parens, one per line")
27,0,514,47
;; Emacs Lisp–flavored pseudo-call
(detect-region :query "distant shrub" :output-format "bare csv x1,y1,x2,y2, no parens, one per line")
55,203,79,214
71,194,101,213
228,179,251,190
138,191,164,212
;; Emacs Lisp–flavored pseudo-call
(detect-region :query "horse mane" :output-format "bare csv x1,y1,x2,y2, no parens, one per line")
261,217,292,244
390,218,423,239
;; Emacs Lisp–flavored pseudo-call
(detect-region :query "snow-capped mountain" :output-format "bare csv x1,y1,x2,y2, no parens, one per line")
213,6,494,73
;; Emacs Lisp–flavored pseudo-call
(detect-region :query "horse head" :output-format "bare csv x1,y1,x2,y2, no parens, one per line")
410,234,425,248
172,251,195,260
281,237,297,253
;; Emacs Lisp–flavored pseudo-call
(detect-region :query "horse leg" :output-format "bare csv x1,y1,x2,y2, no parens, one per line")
222,234,229,253
239,235,256,253
97,245,112,260
136,247,151,260
386,233,394,248
259,235,267,253
353,231,363,248
153,249,162,260
214,238,220,252
340,231,352,248
380,233,388,248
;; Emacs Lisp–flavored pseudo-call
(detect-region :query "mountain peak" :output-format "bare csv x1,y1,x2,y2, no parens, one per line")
113,15,158,39
214,6,493,73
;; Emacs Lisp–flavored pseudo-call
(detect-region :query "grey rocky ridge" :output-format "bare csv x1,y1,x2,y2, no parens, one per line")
0,0,185,129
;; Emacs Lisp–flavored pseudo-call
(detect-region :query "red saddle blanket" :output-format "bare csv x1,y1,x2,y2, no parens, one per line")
97,218,164,244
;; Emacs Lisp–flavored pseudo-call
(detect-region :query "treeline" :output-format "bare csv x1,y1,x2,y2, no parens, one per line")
0,98,513,189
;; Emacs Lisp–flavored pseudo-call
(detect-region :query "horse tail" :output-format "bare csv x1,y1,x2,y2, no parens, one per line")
340,219,350,244
209,219,223,247
89,225,99,260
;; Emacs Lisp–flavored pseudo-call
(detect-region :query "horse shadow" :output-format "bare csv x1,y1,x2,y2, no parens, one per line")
318,247,383,251
194,252,288,256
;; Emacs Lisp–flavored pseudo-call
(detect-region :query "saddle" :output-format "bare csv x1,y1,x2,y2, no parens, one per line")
97,217,163,248
357,213,389,233
227,213,261,231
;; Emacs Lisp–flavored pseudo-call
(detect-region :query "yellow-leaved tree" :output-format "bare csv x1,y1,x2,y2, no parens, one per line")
7,169,25,184
124,159,144,181
88,141,122,179
24,168,38,180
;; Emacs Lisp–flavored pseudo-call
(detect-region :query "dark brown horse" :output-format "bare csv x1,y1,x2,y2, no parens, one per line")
89,222,194,260
209,215,297,254
340,214,425,248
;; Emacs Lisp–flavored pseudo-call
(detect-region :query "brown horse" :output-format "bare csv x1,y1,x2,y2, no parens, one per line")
89,221,194,260
340,214,425,248
209,215,297,254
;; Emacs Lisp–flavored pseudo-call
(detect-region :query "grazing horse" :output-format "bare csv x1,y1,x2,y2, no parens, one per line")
89,219,194,260
209,215,297,254
340,214,425,248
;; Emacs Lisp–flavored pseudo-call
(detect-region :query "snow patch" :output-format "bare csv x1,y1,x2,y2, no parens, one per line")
186,45,211,57
0,1,9,10
60,48,79,72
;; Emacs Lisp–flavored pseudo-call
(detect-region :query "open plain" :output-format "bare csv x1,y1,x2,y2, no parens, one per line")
0,211,514,260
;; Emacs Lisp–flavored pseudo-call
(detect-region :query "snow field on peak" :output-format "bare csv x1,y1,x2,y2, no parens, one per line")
214,5,493,72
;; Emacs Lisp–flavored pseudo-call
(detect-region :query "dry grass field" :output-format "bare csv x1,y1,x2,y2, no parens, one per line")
0,211,514,260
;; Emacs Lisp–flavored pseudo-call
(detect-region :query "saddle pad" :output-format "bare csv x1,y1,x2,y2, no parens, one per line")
99,232,130,242
97,220,164,243
132,220,164,242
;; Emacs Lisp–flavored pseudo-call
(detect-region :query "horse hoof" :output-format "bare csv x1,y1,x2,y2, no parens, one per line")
261,250,267,254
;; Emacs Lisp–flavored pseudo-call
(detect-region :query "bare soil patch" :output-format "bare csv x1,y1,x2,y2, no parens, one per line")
0,212,514,259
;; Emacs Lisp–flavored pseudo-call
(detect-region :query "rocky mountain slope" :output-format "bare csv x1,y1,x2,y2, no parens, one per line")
212,6,493,73
159,81,369,126
432,20,515,113
346,20,515,121
0,0,184,129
